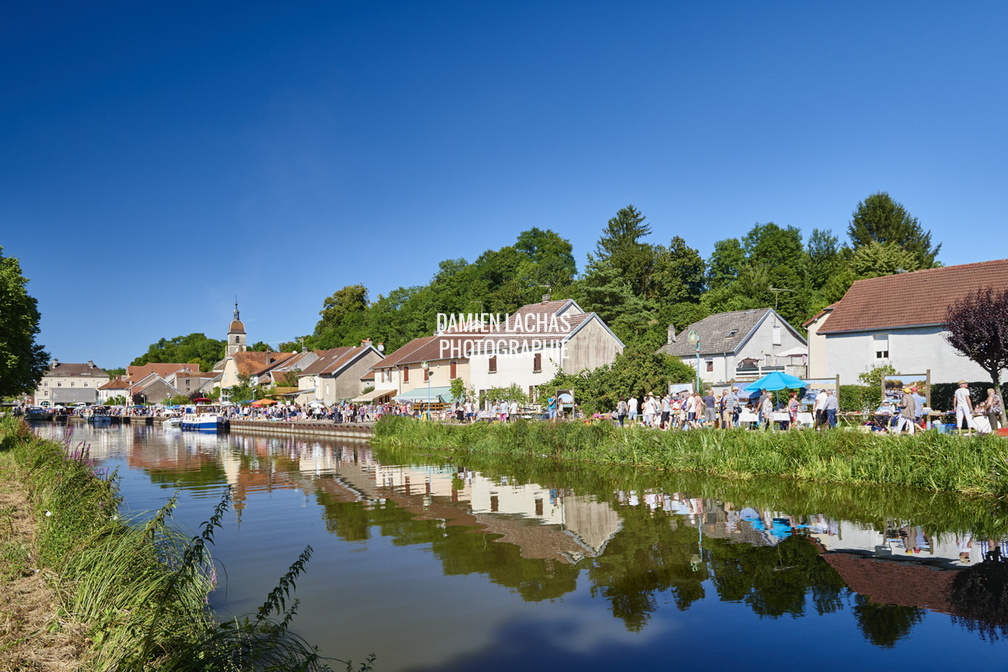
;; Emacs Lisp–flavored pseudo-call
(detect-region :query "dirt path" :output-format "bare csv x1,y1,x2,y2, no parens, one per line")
0,479,86,671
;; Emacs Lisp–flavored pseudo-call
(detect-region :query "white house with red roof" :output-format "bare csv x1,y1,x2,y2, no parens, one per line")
806,259,1008,384
367,331,481,404
468,298,624,402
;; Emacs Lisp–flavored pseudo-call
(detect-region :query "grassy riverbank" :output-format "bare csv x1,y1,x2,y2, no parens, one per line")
0,417,366,671
372,416,1008,498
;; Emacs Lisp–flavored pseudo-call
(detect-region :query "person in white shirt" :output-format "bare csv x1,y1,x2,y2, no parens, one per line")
814,389,828,430
955,380,975,435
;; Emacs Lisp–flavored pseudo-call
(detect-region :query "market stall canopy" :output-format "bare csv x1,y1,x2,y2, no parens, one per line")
250,399,278,407
351,388,398,403
743,371,807,392
393,386,454,403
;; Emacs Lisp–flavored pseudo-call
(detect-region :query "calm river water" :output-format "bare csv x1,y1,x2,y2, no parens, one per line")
39,423,1008,671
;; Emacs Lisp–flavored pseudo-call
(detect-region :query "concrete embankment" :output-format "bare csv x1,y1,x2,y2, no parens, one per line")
228,419,374,440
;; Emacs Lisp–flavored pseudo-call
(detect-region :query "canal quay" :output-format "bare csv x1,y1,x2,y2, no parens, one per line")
28,421,1008,672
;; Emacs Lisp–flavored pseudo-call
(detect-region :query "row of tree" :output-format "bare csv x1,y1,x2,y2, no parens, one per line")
6,191,1000,402
298,191,942,354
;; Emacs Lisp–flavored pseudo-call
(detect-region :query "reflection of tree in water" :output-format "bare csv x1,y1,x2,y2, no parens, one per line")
707,535,845,618
851,595,924,647
950,547,1008,641
587,506,707,632
313,493,579,601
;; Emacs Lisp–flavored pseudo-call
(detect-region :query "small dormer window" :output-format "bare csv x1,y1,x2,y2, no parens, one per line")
727,330,737,337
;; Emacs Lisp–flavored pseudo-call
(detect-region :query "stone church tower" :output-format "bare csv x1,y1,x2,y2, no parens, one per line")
227,302,247,356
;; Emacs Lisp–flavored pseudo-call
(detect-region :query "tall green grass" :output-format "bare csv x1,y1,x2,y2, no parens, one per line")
373,416,1008,498
0,416,371,671
374,416,1008,540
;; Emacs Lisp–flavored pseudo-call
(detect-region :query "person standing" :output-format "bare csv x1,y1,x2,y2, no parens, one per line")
955,381,975,435
628,395,638,426
814,388,828,430
616,398,627,427
911,385,926,428
787,391,799,430
722,387,738,428
703,389,717,427
660,394,672,430
984,387,1004,432
896,387,916,435
759,390,773,430
823,389,839,428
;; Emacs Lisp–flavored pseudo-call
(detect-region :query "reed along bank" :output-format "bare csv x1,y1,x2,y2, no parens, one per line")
372,416,1008,499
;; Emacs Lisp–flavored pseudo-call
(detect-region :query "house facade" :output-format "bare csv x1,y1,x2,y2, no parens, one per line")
657,308,808,386
809,259,1008,384
467,299,624,402
295,343,385,405
367,334,473,404
32,359,108,406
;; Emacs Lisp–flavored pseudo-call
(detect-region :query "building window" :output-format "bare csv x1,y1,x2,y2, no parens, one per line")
450,361,457,379
403,366,410,383
533,353,542,373
706,359,714,372
874,334,889,360
489,356,497,373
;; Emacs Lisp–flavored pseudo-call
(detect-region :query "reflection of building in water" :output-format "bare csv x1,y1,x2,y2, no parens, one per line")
809,518,980,567
370,464,622,561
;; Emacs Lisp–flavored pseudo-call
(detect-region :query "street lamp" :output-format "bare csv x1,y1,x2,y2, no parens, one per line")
687,330,701,393
421,361,431,421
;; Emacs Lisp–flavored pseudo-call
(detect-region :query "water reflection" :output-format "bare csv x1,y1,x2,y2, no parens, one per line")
53,424,1008,665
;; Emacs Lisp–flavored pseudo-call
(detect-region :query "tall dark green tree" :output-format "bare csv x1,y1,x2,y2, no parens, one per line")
848,192,940,270
584,205,654,296
311,284,370,349
0,246,49,397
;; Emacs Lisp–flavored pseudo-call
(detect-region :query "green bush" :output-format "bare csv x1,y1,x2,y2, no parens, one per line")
839,384,878,413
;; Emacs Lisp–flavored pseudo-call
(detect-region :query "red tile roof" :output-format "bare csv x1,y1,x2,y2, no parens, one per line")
299,346,379,376
232,351,295,376
126,363,198,381
819,259,1008,334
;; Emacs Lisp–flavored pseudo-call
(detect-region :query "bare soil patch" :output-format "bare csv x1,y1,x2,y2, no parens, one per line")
0,484,87,672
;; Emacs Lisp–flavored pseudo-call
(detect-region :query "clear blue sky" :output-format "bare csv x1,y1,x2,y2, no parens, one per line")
4,2,1007,370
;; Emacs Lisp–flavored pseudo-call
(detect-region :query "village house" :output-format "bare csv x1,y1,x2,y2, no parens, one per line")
218,350,296,395
467,298,624,402
657,308,808,386
32,359,108,406
295,341,385,405
366,334,475,405
806,258,1008,384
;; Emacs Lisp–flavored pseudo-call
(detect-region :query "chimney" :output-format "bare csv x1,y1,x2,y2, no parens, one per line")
542,294,551,303
51,358,59,369
361,338,372,348
667,324,677,345
88,360,95,368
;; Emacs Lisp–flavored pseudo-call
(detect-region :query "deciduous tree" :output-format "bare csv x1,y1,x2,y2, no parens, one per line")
945,287,1008,390
0,246,49,397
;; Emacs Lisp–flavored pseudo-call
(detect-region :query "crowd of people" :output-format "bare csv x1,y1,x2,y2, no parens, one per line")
609,387,839,431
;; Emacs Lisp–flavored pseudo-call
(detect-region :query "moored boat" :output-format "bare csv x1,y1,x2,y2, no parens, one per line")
25,406,53,421
180,404,230,433
84,405,113,426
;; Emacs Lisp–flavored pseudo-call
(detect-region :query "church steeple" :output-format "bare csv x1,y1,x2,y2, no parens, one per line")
227,300,247,356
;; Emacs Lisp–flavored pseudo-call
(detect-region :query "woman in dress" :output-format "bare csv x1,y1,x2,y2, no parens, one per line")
787,391,799,430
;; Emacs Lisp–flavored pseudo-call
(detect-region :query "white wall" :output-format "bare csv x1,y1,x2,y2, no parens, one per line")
824,326,991,384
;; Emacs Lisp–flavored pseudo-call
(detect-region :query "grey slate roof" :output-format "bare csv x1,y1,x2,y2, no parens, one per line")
658,308,800,357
